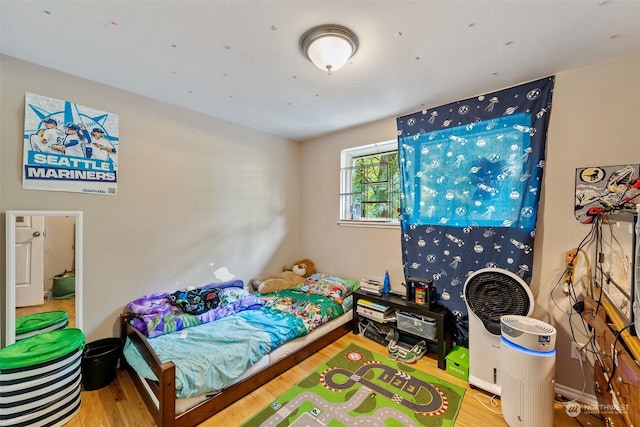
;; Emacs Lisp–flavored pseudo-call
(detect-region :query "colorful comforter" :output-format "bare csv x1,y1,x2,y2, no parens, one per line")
127,280,264,338
123,289,346,398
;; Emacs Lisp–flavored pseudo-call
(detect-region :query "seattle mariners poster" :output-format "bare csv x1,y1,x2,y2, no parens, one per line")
23,92,119,195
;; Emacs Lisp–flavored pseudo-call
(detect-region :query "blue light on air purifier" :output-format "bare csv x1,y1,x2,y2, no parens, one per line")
500,336,556,356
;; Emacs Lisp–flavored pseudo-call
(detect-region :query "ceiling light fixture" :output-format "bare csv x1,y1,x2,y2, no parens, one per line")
300,24,358,74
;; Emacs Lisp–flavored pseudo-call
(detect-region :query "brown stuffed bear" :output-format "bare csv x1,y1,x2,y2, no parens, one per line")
249,258,316,294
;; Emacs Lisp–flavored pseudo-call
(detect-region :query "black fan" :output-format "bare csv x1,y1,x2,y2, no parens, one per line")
465,269,533,335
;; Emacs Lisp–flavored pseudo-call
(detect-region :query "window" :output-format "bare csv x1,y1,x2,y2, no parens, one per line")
339,140,400,225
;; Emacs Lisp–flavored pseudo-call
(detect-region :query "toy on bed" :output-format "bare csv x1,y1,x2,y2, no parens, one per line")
249,258,316,294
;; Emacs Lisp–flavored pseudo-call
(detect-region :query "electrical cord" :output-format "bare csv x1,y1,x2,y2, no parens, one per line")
548,218,606,407
473,392,502,415
564,211,635,416
565,288,596,404
605,321,634,390
548,208,636,424
551,220,598,316
568,223,609,366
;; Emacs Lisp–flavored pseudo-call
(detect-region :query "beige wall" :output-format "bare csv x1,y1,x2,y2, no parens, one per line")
301,52,640,395
0,55,302,345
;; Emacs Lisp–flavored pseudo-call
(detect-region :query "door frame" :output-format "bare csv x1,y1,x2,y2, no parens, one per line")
4,210,83,347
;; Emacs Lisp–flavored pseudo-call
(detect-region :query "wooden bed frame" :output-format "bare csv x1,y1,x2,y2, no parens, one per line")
119,313,352,427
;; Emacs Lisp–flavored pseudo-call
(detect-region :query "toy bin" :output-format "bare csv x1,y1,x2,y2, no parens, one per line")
52,271,76,299
15,310,69,340
0,328,85,426
396,311,436,340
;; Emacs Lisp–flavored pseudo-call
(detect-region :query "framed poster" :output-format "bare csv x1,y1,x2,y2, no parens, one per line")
574,164,640,223
22,92,119,195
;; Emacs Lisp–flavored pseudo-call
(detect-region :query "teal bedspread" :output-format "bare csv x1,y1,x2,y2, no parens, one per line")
123,289,347,399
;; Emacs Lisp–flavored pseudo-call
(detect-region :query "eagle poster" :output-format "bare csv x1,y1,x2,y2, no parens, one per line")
574,164,640,223
22,92,119,195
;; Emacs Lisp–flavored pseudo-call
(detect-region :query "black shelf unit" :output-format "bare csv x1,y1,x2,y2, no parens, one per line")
352,289,453,369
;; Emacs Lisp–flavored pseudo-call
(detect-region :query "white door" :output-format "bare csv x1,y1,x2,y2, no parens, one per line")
15,215,45,307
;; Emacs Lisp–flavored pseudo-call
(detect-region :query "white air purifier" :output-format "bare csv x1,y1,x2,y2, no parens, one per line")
463,268,534,396
500,315,557,427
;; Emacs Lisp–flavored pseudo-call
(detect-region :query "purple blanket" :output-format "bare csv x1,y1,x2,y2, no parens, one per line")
127,280,264,338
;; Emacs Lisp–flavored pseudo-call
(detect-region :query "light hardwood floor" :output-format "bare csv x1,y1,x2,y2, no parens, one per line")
65,333,604,427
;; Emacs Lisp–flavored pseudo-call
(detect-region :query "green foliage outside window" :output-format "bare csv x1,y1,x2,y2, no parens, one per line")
350,151,400,221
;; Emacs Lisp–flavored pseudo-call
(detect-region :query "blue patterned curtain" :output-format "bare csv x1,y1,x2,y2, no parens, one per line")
397,77,555,322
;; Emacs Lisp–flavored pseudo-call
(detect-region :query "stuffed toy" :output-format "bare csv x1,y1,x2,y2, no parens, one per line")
249,258,317,294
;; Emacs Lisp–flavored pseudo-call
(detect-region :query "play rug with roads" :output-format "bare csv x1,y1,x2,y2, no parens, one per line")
242,343,465,427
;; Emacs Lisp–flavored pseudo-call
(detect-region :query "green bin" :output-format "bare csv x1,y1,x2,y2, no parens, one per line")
15,310,69,340
0,328,85,426
52,271,75,299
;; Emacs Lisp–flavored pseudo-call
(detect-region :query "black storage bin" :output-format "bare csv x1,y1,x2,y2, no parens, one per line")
81,337,124,391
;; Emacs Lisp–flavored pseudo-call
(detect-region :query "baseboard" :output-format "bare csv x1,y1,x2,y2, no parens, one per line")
554,383,598,406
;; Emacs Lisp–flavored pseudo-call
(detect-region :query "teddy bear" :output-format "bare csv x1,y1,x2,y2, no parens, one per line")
249,258,317,294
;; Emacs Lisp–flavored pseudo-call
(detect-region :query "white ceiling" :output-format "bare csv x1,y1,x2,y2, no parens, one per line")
2,0,639,141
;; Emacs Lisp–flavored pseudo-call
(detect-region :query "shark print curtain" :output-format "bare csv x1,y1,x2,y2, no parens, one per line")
397,76,555,324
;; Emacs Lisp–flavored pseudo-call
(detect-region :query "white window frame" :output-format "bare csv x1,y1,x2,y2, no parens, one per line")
338,140,400,228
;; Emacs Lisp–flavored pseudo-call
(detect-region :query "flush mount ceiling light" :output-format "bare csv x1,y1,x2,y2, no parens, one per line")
300,24,358,74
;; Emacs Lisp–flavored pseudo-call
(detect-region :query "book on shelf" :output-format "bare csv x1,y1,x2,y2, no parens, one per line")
360,287,382,296
357,299,390,313
359,279,382,295
357,298,394,322
357,306,394,321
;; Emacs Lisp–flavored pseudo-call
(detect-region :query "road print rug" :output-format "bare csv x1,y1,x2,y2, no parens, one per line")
241,343,465,427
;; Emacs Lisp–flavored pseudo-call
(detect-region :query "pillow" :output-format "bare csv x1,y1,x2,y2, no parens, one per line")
342,277,360,292
310,273,360,290
295,273,354,304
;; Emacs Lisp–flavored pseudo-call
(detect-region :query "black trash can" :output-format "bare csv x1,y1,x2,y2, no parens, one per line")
81,337,124,391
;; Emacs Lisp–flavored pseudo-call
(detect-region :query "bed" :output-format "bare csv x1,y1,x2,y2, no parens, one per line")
120,273,357,427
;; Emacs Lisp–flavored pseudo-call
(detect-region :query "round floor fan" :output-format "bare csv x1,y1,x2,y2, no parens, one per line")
463,268,534,396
